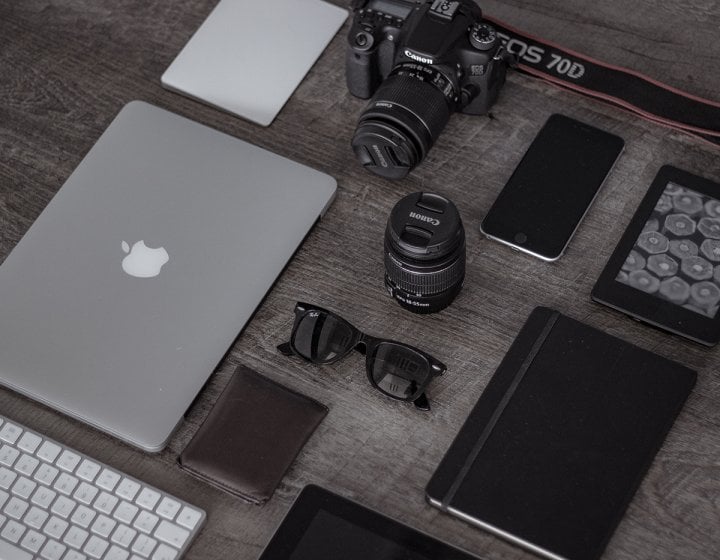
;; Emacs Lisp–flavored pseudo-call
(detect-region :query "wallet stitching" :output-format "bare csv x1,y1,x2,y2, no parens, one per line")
178,462,267,503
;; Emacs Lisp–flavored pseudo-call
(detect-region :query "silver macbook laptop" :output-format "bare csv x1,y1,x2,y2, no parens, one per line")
0,101,336,452
161,0,348,126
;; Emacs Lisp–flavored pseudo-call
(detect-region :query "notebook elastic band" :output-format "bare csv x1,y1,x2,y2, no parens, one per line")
440,311,560,510
487,16,720,148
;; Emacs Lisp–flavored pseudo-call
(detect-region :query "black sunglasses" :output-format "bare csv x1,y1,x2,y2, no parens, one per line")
277,302,446,410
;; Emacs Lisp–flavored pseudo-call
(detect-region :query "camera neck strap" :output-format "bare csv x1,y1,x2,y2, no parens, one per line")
486,15,720,148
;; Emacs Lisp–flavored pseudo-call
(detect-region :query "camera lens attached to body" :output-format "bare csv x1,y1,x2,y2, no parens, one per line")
352,65,454,180
346,0,515,179
384,192,466,313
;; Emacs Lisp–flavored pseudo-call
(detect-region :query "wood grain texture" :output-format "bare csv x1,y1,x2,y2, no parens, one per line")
1,1,719,559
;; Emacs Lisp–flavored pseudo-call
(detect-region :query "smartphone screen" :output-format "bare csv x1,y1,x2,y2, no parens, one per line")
481,114,624,261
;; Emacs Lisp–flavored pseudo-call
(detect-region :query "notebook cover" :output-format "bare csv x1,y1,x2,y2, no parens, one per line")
426,307,696,560
179,365,327,504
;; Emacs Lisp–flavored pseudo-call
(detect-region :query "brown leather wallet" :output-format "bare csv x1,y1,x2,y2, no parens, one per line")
178,365,327,504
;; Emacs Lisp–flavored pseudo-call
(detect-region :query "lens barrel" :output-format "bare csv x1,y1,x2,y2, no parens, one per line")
384,192,465,313
352,66,454,180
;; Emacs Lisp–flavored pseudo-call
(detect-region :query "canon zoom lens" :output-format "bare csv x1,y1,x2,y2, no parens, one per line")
352,64,455,180
384,192,465,313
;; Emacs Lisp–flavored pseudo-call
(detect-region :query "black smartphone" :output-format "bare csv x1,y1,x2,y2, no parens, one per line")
481,114,624,261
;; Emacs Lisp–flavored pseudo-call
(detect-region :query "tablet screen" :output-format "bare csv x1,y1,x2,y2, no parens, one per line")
290,510,431,560
616,181,720,318
259,486,479,560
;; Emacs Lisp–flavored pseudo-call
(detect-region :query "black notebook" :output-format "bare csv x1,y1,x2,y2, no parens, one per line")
426,307,696,560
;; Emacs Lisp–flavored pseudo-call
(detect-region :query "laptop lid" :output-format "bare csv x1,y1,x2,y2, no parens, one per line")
160,0,348,126
0,101,336,452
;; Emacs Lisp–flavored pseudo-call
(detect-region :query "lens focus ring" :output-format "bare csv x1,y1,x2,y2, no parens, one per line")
384,247,466,295
363,72,452,147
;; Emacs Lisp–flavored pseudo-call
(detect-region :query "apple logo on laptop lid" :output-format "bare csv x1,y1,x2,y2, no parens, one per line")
121,240,169,278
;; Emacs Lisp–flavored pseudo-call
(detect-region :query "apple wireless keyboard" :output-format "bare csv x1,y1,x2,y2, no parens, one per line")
0,413,205,560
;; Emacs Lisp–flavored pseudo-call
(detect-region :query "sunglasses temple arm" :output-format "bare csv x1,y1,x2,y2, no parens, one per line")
277,342,294,356
413,392,431,411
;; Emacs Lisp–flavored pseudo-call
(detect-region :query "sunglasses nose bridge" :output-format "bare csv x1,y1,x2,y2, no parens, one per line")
353,333,370,355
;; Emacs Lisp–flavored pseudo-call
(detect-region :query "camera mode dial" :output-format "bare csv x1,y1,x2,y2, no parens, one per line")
469,23,498,51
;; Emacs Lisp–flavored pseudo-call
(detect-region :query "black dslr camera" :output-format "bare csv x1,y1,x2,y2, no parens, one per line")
347,0,514,179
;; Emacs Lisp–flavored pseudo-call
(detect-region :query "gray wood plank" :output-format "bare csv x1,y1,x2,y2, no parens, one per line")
0,1,718,559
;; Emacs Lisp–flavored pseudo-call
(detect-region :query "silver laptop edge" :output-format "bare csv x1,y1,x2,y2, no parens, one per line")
0,101,336,451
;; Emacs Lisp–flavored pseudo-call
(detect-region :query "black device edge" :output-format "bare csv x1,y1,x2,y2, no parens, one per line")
591,164,720,346
480,114,625,261
259,484,483,559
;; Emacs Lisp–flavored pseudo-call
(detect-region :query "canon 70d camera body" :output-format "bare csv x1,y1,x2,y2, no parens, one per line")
347,0,514,179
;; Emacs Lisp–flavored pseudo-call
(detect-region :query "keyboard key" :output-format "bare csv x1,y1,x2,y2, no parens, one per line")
36,441,62,463
56,450,81,473
84,535,109,559
131,533,157,557
114,500,139,524
63,526,89,550
74,482,99,505
34,463,59,486
65,551,87,560
0,538,33,560
0,489,8,509
116,478,141,502
44,516,69,539
23,505,48,529
53,472,79,495
156,497,181,520
96,469,121,492
0,466,18,489
152,544,178,560
4,496,29,519
20,528,46,553
176,506,202,531
94,491,118,514
76,460,101,482
0,444,20,467
106,544,131,560
90,514,116,538
16,432,42,454
0,422,22,444
11,476,36,500
133,510,159,534
71,505,96,529
135,488,160,511
50,495,76,518
40,539,66,560
31,485,56,508
111,524,137,547
1,518,26,542
14,454,39,477
154,520,190,549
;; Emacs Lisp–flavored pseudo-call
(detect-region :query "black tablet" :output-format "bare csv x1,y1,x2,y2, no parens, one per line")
593,165,720,346
258,485,481,560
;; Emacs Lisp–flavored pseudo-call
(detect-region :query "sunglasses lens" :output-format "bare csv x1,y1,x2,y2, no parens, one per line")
371,343,430,400
293,311,354,363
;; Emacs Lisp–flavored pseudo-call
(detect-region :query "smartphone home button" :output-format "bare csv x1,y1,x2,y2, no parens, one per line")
514,232,527,244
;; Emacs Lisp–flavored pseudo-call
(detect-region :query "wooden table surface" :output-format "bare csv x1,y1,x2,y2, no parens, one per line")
1,1,719,559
